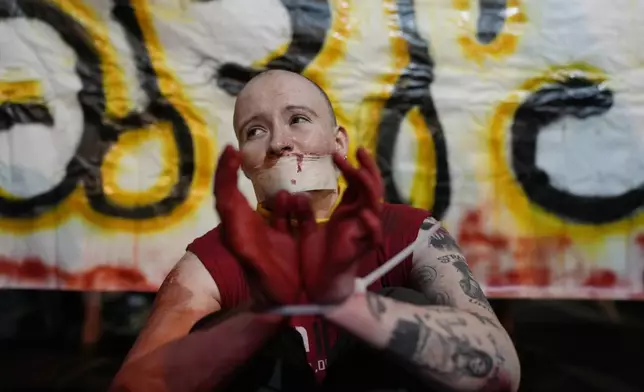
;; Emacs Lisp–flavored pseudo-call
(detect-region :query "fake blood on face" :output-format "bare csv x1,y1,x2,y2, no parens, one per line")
295,154,303,173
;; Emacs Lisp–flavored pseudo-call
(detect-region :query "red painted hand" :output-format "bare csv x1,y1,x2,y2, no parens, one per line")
297,148,384,304
214,145,306,305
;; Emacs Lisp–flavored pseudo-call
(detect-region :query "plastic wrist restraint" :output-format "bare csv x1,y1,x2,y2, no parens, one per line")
269,220,442,316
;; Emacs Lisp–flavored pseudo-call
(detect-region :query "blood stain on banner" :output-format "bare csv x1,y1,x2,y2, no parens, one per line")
459,207,623,289
0,257,155,291
509,236,572,287
583,269,617,288
458,209,509,252
457,209,509,284
456,208,580,288
637,234,644,249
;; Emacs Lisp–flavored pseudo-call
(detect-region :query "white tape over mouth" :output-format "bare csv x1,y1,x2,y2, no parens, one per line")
250,155,339,202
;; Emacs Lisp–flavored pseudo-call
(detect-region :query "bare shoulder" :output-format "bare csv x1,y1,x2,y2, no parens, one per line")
170,251,222,302
123,251,222,363
150,250,222,324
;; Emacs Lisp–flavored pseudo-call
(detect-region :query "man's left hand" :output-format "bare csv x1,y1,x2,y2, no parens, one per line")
297,148,384,304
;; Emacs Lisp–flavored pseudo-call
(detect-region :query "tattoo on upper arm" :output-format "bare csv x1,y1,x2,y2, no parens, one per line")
388,316,431,362
420,217,438,231
452,261,493,312
411,265,452,306
420,220,496,315
415,265,437,283
420,220,494,315
437,254,465,264
429,227,462,253
366,292,387,321
387,312,495,380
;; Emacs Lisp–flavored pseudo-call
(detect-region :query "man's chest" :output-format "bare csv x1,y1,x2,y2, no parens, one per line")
289,316,336,378
287,264,388,381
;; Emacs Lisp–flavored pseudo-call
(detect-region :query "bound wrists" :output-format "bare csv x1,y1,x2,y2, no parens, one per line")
322,291,361,321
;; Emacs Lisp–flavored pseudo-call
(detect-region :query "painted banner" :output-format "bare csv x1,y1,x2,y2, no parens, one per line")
0,0,643,298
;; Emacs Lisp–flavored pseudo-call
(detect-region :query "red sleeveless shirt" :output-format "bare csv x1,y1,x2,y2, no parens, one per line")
187,203,430,382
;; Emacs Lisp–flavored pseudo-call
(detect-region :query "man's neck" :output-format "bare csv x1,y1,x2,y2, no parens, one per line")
306,189,340,220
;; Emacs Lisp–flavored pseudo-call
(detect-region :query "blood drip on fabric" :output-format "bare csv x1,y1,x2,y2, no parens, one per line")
637,233,644,249
583,269,617,288
295,154,303,173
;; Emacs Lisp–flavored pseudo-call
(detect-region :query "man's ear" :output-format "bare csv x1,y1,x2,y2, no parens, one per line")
334,125,349,157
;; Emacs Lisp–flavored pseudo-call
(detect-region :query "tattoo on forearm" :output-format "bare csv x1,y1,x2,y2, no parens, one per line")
479,333,513,391
452,261,493,311
469,312,502,330
366,292,387,321
388,317,430,361
421,306,501,330
429,291,451,306
387,312,495,380
412,265,452,306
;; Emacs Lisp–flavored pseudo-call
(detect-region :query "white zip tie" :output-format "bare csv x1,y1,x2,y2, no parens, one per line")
355,220,441,293
268,304,334,316
270,218,442,316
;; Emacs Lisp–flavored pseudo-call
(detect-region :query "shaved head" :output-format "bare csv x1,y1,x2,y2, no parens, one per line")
234,70,337,135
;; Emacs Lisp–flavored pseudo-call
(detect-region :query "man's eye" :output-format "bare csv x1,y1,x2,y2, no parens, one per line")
291,115,309,124
246,128,264,139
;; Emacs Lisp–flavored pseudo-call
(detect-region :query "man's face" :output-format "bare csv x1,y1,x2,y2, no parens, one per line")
233,71,348,179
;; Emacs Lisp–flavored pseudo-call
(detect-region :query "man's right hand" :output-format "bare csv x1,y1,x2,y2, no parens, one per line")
214,145,308,305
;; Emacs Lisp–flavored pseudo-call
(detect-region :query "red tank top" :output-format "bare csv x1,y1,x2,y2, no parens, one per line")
187,203,430,382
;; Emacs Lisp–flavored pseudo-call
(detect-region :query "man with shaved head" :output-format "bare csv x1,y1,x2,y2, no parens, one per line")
112,70,520,391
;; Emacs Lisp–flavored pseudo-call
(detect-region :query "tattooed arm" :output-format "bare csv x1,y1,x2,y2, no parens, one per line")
325,218,520,392
111,252,285,392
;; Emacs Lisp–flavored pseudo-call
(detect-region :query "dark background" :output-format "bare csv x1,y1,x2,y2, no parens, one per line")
0,291,642,391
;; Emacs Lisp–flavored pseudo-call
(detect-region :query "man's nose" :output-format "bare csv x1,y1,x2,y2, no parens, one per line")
268,128,294,156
